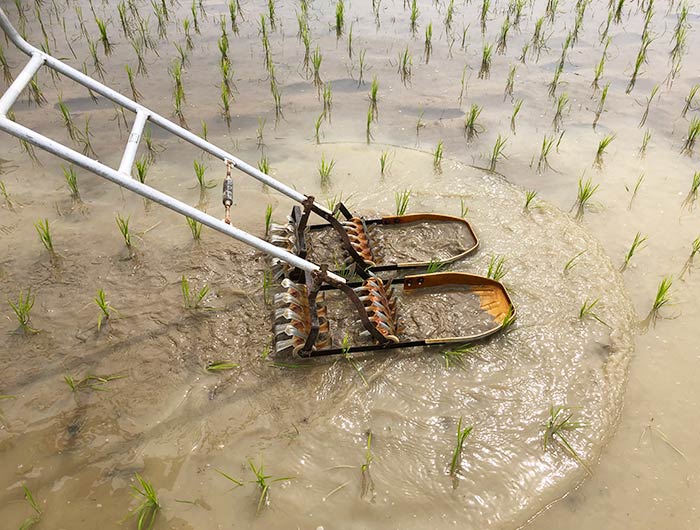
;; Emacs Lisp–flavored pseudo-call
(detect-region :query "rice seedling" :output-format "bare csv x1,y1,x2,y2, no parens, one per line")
563,250,586,273
35,218,54,255
314,113,323,144
441,344,472,368
27,75,47,106
681,84,699,119
59,165,81,202
318,154,336,187
258,155,270,175
537,134,555,173
312,46,323,89
335,0,345,38
347,24,354,59
78,116,97,158
221,83,232,126
130,40,148,76
480,0,490,32
458,66,469,106
398,47,412,85
181,276,210,310
504,65,516,101
426,257,447,274
19,485,42,529
646,275,673,326
553,92,569,131
543,405,588,470
626,173,644,210
368,76,379,120
410,0,420,34
134,156,149,184
8,288,37,334
620,231,647,271
679,236,700,279
573,176,599,219
193,160,215,190
465,104,483,141
547,63,563,98
129,473,160,530
191,0,200,33
153,2,168,39
433,141,444,172
94,289,118,331
591,38,610,92
395,189,411,215
594,133,616,168
524,190,538,211
248,458,294,514
614,0,625,23
478,42,493,79
488,134,507,172
460,197,469,218
65,373,126,392
519,42,530,63
366,105,374,144
445,0,455,30
357,49,367,86
95,17,112,55
626,33,653,94
228,0,240,34
0,44,12,84
0,180,13,210
116,214,133,250
56,94,78,141
531,16,545,54
424,22,433,62
268,0,277,30
639,129,651,157
323,83,333,121
360,431,374,500
639,84,659,128
124,64,142,102
416,110,425,138
681,117,700,155
486,255,507,281
379,150,391,176
449,416,473,476
681,171,700,210
496,18,511,55
206,361,239,372
186,217,202,240
510,99,523,134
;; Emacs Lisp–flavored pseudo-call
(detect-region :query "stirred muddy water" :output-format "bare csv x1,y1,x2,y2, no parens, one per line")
0,0,698,528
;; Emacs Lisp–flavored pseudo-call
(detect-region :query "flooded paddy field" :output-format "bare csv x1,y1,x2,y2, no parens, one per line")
0,0,698,528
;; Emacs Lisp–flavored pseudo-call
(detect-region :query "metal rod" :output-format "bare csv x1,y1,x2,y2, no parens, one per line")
0,116,347,284
118,109,149,175
0,7,333,217
0,53,44,116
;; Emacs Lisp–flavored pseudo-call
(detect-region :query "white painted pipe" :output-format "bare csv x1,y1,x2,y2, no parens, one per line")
118,109,150,176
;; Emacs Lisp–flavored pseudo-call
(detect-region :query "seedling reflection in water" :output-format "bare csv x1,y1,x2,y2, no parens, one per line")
543,406,589,472
449,416,473,476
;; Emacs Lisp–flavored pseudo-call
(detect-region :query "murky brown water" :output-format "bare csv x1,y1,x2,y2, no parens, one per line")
0,0,698,528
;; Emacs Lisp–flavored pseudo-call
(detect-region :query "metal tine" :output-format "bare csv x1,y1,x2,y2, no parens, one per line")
275,323,309,340
275,338,296,353
274,307,305,322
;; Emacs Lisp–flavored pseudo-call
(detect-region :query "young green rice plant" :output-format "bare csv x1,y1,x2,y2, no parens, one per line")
335,0,345,37
410,0,420,34
547,63,563,98
423,22,433,63
0,44,13,84
395,189,411,215
65,373,126,392
186,217,202,240
441,344,472,368
8,288,37,334
193,160,215,190
573,176,599,219
639,84,659,128
680,84,699,119
478,42,493,79
94,289,117,331
503,65,516,101
531,16,545,54
626,33,652,94
591,38,610,92
228,0,240,34
563,250,586,273
61,165,81,202
366,104,374,144
220,83,232,126
181,275,210,310
681,171,700,210
639,129,651,157
347,23,354,59
57,94,78,141
449,416,473,476
34,218,54,255
115,213,133,250
594,133,616,168
206,361,239,372
524,190,538,211
543,406,588,471
248,458,294,514
323,83,333,121
486,254,507,281
78,116,97,158
318,154,336,187
416,109,425,138
465,104,483,141
124,64,142,102
620,231,647,271
357,49,367,86
480,0,490,32
458,66,469,106
537,134,555,173
626,172,644,210
496,18,511,54
519,42,530,63
264,204,273,237
445,0,455,30
314,113,323,144
360,431,374,500
433,141,444,172
510,99,523,134
0,180,13,210
256,117,267,148
398,46,412,85
681,117,700,155
134,156,149,184
268,0,277,30
679,236,700,279
646,275,673,326
19,485,42,529
426,258,447,274
258,155,270,175
553,92,569,131
130,473,160,530
95,17,112,55
27,75,47,106
369,76,379,120
614,0,625,23
312,46,323,89
460,197,469,218
379,150,391,176
488,133,507,172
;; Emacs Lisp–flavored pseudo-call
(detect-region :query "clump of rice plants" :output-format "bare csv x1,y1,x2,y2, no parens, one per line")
248,458,294,513
366,105,374,144
57,94,78,141
395,189,411,215
34,218,55,255
552,92,569,131
543,406,589,471
681,117,700,155
503,64,516,101
193,160,215,190
449,416,473,476
323,82,333,121
591,38,610,92
620,232,647,271
95,17,112,55
496,18,510,54
480,0,490,32
314,113,323,144
486,255,507,280
8,288,37,334
680,84,699,119
524,190,538,210
626,33,652,94
94,289,118,331
62,165,81,202
594,133,616,168
679,236,700,279
181,275,210,309
409,0,420,34
318,154,336,187
433,141,444,172
573,176,599,219
115,213,133,251
398,47,412,85
478,42,493,79
129,473,160,530
311,46,323,89
335,0,345,37
464,104,483,141
379,150,391,176
681,171,700,210
537,134,555,173
134,156,149,184
488,134,507,172
424,22,433,62
643,276,673,327
0,44,13,84
186,217,202,240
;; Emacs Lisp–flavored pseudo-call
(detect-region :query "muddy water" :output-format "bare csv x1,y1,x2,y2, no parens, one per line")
0,0,698,529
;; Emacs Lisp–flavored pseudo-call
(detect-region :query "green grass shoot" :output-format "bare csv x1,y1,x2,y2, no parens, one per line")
579,298,608,326
486,255,507,281
194,160,215,190
34,218,54,254
433,140,444,171
489,133,507,172
449,416,473,476
360,431,374,499
379,150,390,176
594,133,616,167
181,275,210,309
248,458,294,514
682,171,700,210
130,473,160,530
460,197,469,218
19,484,42,529
524,190,538,210
318,154,336,187
620,232,647,271
464,104,483,141
206,361,239,372
265,204,273,237
573,176,599,219
62,165,80,201
94,289,117,331
510,99,523,133
442,344,472,368
626,173,644,210
543,405,589,472
649,275,673,322
563,250,586,273
116,214,132,249
394,189,411,216
427,258,446,273
537,134,555,173
8,288,37,334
